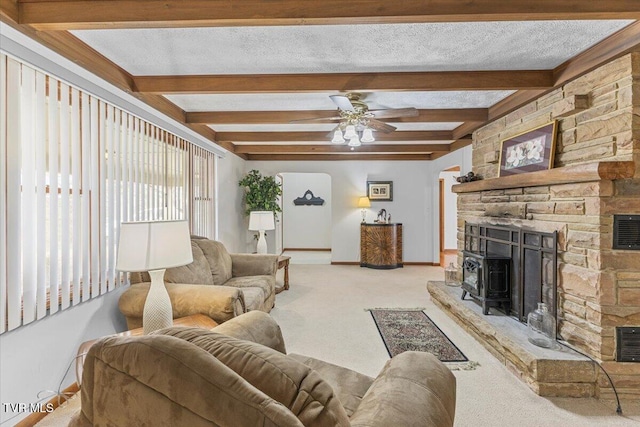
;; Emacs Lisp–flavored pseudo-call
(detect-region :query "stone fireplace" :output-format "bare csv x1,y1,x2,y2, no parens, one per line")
430,53,640,401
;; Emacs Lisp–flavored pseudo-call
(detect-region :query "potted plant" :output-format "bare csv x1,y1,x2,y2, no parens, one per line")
239,170,282,253
238,170,282,216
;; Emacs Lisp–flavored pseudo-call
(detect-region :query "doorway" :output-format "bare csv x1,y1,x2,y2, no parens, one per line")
279,172,332,264
439,166,460,266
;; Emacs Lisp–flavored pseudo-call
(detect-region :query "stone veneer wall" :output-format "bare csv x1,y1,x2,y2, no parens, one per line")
458,53,640,400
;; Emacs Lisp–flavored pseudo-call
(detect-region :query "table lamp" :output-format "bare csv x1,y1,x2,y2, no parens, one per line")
358,197,371,223
249,211,275,254
116,220,193,334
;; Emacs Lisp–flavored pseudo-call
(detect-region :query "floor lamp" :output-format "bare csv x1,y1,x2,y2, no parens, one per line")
116,220,193,334
249,211,275,254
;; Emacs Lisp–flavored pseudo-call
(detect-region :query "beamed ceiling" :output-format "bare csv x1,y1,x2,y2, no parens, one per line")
2,1,640,161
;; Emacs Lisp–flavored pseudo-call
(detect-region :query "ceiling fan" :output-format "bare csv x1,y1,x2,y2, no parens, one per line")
290,93,419,146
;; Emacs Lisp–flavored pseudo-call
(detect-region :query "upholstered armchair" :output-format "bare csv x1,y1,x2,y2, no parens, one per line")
71,311,456,427
118,238,278,328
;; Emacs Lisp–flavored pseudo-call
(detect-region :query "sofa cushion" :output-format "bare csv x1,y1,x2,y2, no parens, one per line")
163,241,213,286
195,240,233,285
226,275,274,300
239,287,265,312
157,327,351,427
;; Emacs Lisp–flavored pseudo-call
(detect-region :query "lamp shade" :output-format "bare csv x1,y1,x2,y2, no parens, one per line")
361,128,375,143
248,211,275,231
116,220,193,272
358,197,371,208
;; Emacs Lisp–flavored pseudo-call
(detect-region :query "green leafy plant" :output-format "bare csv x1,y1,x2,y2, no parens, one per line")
238,170,282,216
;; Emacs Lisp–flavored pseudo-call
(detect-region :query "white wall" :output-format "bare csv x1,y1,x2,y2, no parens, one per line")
439,171,460,250
0,288,128,424
247,160,433,263
216,154,248,253
281,173,332,249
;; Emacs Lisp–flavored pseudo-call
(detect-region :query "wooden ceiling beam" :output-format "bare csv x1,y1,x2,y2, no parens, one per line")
18,0,640,30
246,153,432,161
451,121,485,139
134,71,553,94
186,108,488,124
553,20,640,86
234,144,450,154
449,138,473,152
218,130,453,142
0,0,19,22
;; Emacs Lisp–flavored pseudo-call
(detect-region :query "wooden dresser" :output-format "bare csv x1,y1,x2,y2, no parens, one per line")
360,223,403,269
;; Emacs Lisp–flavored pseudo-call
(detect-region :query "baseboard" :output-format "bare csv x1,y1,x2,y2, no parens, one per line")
284,248,331,252
15,382,80,426
330,261,437,266
404,262,438,266
443,249,458,254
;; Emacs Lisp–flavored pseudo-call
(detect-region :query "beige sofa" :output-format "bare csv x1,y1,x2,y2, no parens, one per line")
118,238,278,328
70,311,456,427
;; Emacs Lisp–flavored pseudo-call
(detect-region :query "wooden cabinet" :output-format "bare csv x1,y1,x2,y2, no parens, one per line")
360,223,403,269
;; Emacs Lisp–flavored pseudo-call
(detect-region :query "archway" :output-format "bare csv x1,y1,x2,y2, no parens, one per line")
279,172,332,264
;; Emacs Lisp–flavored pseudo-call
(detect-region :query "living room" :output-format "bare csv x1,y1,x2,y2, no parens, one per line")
1,2,640,426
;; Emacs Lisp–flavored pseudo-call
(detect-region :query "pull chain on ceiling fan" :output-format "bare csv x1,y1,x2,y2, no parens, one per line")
290,93,418,147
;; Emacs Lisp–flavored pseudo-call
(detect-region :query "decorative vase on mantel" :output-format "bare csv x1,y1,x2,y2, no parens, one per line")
527,302,556,348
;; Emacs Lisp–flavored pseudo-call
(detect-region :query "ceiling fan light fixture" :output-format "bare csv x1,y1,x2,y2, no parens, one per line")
361,128,375,143
331,129,346,144
348,136,361,147
343,125,357,139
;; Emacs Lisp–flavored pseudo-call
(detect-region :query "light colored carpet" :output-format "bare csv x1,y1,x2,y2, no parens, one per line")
270,264,640,427
38,264,640,426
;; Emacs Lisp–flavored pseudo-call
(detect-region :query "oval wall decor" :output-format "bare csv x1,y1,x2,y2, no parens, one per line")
293,190,325,206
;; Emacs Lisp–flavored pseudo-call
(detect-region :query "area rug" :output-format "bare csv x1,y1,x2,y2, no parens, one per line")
369,308,468,363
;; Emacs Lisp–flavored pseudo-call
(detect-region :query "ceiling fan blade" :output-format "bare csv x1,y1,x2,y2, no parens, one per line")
369,108,419,119
329,95,356,112
289,116,342,123
367,119,397,133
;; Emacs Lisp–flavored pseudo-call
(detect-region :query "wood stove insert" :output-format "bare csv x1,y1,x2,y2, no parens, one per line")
461,251,511,315
464,222,558,325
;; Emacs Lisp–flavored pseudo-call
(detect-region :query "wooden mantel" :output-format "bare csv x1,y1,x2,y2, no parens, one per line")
452,161,635,193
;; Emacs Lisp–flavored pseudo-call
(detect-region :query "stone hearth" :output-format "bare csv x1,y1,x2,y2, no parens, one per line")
428,281,596,397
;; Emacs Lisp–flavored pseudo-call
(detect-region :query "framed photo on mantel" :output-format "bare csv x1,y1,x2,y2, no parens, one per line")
367,181,393,201
499,121,558,177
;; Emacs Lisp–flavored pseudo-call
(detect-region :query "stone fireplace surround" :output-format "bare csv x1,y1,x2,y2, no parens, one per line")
430,53,640,401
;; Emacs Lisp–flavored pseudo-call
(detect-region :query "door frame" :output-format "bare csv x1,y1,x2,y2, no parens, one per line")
439,166,460,267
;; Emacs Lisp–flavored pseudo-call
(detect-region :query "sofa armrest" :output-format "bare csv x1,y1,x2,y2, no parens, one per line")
212,311,286,354
77,335,302,426
230,253,278,277
119,282,245,328
349,351,456,427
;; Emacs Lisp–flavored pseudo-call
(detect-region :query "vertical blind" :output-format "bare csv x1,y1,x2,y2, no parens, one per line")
0,53,218,333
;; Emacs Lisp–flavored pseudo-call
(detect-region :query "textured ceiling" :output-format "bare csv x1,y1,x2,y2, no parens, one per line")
73,21,633,75
165,91,515,111
64,17,637,158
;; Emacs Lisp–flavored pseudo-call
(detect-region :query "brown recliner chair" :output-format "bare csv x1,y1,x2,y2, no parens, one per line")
70,311,456,427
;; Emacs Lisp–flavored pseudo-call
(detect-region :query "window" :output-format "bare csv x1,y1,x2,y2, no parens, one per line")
0,53,217,333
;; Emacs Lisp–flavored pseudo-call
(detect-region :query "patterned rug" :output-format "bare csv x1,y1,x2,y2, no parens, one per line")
369,309,468,362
